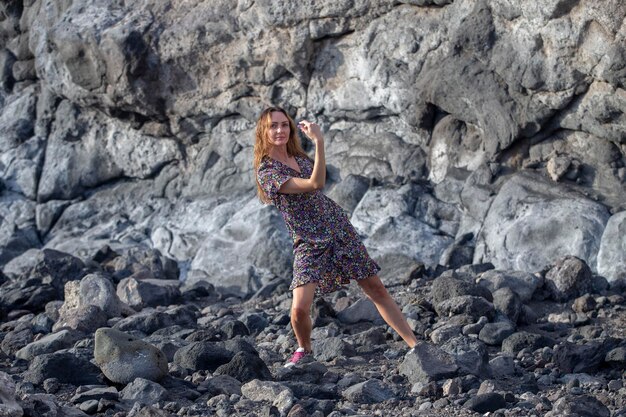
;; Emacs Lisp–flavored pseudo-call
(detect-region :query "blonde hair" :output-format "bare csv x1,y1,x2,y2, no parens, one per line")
254,107,308,204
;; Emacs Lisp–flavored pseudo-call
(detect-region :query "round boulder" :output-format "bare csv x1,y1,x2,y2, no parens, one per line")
94,328,168,384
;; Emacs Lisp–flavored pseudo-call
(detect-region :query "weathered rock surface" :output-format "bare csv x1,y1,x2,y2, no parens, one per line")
94,328,168,384
0,0,622,295
0,0,625,415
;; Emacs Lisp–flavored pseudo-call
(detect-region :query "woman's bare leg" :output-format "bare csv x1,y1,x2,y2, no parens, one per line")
357,275,418,348
290,282,317,352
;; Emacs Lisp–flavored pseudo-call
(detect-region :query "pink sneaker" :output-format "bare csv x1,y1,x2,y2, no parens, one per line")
284,349,311,368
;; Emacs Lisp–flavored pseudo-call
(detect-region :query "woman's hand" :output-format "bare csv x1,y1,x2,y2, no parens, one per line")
298,120,324,144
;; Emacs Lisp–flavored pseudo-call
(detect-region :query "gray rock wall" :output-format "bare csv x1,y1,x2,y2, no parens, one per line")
0,0,624,293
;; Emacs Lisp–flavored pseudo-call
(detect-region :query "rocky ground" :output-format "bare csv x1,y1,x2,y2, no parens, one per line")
0,247,625,417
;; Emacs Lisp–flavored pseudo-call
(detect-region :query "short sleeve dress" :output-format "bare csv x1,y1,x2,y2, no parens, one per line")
257,154,381,295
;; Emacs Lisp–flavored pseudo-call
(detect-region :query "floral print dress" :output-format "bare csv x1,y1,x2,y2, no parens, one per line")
257,154,380,295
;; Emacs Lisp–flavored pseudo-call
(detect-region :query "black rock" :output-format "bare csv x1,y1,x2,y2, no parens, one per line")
283,381,339,400
240,312,269,335
173,341,233,372
553,339,620,373
463,392,507,413
220,320,250,338
501,331,554,355
114,310,175,335
431,274,493,305
24,351,101,385
479,320,516,346
213,351,272,383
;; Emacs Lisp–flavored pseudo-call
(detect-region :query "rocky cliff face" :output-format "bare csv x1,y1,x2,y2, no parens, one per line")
0,0,624,294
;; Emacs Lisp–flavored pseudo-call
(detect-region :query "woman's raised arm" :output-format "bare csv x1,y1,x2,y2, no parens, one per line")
279,120,326,194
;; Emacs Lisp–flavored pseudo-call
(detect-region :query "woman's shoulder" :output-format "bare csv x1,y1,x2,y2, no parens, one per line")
257,155,274,171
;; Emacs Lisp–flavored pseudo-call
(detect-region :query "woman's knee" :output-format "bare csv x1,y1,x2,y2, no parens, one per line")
290,306,310,322
359,276,389,301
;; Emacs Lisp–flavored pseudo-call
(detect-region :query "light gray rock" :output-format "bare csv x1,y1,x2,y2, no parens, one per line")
188,198,293,297
488,355,516,377
430,324,463,345
352,185,452,265
116,277,181,310
376,253,424,286
52,304,108,333
337,298,381,324
241,379,295,416
597,211,626,282
120,378,167,405
15,330,82,361
94,328,168,384
474,173,610,273
0,193,39,265
0,0,623,310
326,174,370,215
546,394,610,417
59,272,125,319
477,270,542,303
38,101,181,202
0,371,22,417
343,379,394,404
70,386,118,404
202,375,242,397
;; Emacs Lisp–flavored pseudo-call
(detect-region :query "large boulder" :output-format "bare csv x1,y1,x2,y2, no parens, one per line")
187,198,293,297
475,173,610,273
597,211,626,282
94,328,168,384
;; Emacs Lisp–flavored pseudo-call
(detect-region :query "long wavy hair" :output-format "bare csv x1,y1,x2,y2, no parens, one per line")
254,107,308,204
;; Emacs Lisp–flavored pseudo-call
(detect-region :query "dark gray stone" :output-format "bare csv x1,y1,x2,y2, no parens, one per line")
545,256,595,302
479,321,516,346
24,352,101,385
553,340,620,373
220,320,250,338
173,341,233,372
478,270,542,303
501,332,554,355
399,342,459,384
435,295,495,320
120,378,168,405
342,379,394,404
312,337,356,362
441,336,490,377
463,392,507,413
213,351,272,383
492,287,522,323
431,275,493,305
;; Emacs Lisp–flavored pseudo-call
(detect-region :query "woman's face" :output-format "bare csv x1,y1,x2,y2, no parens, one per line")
267,111,290,147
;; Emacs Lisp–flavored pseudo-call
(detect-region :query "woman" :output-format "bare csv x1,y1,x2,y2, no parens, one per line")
254,107,418,367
